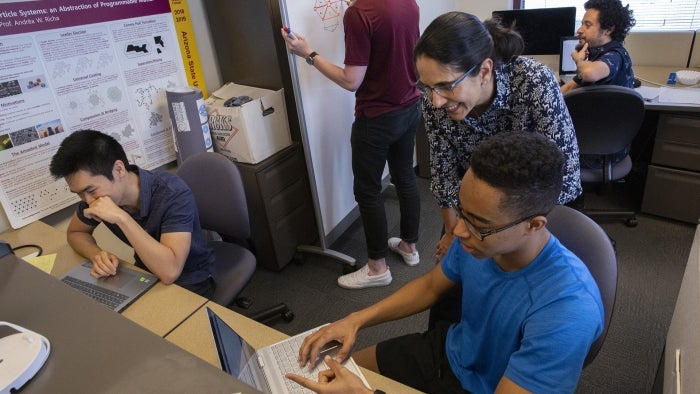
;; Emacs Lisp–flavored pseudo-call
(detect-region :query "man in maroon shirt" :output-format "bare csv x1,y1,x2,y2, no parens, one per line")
282,0,422,289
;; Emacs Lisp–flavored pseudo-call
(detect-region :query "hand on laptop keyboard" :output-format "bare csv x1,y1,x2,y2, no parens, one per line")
285,356,372,394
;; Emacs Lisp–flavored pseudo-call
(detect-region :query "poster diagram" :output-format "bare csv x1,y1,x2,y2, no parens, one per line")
313,0,346,32
0,0,186,228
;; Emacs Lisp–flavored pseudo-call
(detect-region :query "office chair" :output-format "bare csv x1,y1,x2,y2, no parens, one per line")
564,85,645,227
547,205,617,367
176,152,293,322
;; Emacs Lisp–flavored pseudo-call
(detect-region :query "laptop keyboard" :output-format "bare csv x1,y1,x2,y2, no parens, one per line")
269,334,324,394
61,276,129,310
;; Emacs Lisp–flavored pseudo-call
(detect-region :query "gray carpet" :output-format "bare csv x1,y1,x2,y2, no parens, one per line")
233,176,696,393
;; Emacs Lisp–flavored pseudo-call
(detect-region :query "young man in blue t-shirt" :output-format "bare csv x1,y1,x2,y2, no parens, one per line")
49,129,215,298
287,132,604,393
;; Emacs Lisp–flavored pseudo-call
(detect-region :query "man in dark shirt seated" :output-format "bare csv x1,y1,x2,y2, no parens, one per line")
49,129,215,298
561,0,637,169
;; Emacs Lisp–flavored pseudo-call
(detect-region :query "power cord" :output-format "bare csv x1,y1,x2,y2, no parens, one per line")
11,244,43,257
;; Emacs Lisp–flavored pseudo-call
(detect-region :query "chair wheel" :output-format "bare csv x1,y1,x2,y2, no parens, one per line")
625,218,638,227
282,310,295,322
235,297,253,309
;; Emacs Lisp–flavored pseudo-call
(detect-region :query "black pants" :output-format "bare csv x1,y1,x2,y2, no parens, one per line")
181,276,216,299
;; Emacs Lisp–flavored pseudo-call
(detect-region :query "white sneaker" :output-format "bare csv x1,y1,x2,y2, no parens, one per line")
337,264,392,289
388,237,420,266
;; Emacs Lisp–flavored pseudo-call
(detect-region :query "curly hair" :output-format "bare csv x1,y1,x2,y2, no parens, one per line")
469,132,564,217
585,0,636,42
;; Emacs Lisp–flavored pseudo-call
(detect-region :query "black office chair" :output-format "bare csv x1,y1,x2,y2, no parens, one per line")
564,85,645,227
547,205,617,367
177,152,293,322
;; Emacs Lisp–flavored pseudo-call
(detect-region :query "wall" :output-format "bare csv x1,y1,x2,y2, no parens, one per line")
664,225,700,393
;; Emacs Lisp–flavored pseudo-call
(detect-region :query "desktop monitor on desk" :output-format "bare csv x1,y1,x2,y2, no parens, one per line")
493,7,577,55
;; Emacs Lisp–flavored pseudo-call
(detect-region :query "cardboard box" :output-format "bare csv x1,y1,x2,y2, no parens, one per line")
205,83,292,164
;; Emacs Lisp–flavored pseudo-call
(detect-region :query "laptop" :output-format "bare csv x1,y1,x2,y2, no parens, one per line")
207,307,370,394
59,260,158,312
559,36,580,84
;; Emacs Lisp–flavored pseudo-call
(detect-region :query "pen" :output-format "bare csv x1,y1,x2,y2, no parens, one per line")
284,27,297,40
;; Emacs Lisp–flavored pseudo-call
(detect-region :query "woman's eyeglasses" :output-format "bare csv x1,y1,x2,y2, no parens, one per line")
417,63,478,97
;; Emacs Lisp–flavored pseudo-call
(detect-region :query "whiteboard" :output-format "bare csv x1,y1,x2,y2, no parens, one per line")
279,0,455,239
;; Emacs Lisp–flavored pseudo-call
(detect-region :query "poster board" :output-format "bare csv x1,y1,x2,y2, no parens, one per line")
0,0,198,228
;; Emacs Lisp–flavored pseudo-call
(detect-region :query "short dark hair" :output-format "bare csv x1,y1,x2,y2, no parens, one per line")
414,12,524,75
469,132,564,217
49,129,130,180
585,0,636,42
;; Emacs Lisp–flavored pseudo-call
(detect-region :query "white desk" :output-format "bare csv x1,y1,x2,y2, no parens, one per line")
634,66,700,112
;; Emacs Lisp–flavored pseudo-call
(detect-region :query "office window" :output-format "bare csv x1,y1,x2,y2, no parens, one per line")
521,0,700,30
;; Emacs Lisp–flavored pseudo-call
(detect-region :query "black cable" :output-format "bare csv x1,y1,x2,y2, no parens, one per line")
12,243,43,257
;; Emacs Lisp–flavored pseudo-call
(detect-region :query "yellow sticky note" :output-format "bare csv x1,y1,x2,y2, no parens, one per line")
24,254,56,274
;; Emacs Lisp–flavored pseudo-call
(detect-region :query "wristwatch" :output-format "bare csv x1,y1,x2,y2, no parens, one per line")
306,51,318,65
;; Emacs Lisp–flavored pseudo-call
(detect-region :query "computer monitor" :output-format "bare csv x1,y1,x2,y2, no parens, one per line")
492,7,577,56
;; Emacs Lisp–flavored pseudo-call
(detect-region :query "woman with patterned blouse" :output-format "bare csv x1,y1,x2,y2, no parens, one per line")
414,12,583,327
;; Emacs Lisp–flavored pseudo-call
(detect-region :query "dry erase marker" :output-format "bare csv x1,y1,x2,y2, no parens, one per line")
284,27,297,40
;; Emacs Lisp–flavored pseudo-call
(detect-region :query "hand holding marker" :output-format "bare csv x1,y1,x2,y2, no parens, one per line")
284,27,297,40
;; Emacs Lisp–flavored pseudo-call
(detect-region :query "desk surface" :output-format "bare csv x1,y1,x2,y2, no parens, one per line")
0,221,66,257
0,254,255,393
2,222,421,392
1,222,208,338
55,244,208,337
634,66,700,112
166,302,423,394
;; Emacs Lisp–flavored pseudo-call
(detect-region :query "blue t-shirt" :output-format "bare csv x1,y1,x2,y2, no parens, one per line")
76,166,213,286
573,40,634,88
441,234,603,393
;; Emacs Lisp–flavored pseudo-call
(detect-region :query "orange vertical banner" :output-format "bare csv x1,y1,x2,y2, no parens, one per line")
169,0,207,96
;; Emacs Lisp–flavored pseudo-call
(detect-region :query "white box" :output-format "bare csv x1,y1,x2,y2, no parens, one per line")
205,83,292,164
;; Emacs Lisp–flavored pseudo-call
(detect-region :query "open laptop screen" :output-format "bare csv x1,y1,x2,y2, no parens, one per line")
560,36,580,75
208,307,252,376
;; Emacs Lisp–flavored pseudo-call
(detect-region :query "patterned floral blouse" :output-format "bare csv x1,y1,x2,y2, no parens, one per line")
423,56,582,208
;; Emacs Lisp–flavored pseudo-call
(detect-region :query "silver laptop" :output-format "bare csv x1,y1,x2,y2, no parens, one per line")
559,36,580,84
60,260,158,312
207,307,370,394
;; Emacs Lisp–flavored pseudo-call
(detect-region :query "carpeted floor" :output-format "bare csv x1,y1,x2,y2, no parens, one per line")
232,176,696,394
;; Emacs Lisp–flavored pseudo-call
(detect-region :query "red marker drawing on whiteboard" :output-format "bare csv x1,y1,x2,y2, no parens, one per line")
284,27,297,40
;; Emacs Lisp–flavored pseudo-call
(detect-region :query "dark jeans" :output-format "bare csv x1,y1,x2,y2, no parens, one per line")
351,101,421,260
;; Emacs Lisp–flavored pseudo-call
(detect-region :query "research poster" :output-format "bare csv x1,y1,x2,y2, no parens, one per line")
0,0,190,228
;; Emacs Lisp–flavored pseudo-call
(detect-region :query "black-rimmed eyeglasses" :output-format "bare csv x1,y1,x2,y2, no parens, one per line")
453,202,543,241
417,63,478,97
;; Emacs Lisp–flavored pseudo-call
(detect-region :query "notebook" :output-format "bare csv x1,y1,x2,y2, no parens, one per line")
59,260,158,312
559,36,580,84
207,307,370,394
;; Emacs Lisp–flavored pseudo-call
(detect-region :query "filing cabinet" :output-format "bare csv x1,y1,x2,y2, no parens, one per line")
234,142,318,270
641,114,700,223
